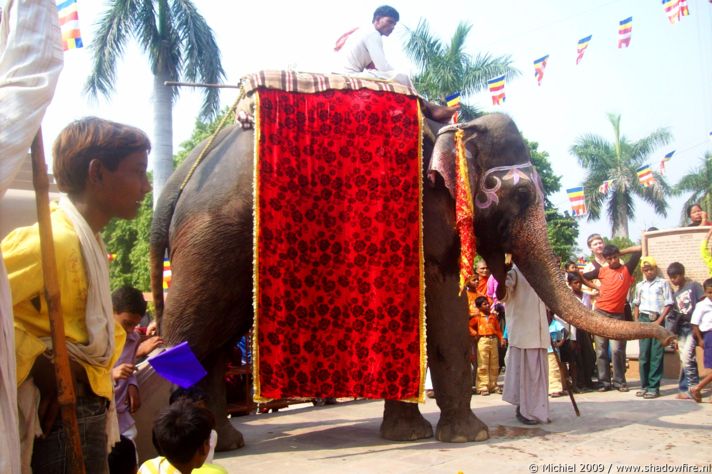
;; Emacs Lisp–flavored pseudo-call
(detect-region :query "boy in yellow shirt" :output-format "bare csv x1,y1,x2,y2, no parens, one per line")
2,117,151,473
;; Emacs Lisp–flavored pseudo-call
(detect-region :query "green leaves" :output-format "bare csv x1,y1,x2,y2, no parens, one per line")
85,0,225,120
403,19,519,121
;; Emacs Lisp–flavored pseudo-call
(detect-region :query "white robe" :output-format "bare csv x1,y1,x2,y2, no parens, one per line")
0,1,63,472
500,266,550,422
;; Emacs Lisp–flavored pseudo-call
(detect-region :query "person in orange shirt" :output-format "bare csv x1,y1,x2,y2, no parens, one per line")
469,296,504,396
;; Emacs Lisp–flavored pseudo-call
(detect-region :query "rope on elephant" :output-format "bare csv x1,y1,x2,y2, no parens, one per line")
179,82,248,192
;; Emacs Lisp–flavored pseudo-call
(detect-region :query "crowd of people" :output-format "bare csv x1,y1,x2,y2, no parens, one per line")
463,223,712,426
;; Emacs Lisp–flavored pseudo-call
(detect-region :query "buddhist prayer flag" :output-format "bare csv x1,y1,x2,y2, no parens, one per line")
637,164,656,187
533,55,549,86
577,256,587,271
598,179,612,195
487,75,506,105
57,0,83,50
659,150,675,175
576,35,592,64
163,258,172,290
662,0,681,24
446,92,462,107
679,0,690,17
618,17,632,48
566,186,587,216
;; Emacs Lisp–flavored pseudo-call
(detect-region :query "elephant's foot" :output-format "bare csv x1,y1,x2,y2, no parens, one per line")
380,400,434,441
215,418,245,451
436,410,489,442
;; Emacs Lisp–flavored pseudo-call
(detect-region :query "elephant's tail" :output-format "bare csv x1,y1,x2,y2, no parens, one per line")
149,187,176,331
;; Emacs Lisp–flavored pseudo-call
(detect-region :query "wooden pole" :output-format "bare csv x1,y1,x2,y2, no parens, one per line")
164,80,240,89
551,339,580,417
30,129,86,473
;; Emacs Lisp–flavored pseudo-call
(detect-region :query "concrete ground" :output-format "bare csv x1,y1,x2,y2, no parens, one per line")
213,378,712,473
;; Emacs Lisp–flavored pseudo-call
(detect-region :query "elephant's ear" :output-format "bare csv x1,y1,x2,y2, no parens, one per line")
427,131,457,199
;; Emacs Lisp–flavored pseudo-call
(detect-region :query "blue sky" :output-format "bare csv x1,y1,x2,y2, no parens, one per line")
42,0,712,252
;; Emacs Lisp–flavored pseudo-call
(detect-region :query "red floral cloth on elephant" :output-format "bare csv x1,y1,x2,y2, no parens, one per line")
253,87,425,401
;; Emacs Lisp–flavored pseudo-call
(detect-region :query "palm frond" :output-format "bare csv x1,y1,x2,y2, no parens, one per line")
171,0,225,118
85,0,142,97
570,134,614,168
403,19,443,69
628,128,672,165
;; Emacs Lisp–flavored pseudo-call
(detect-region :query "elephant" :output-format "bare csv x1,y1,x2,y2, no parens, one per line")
149,111,672,451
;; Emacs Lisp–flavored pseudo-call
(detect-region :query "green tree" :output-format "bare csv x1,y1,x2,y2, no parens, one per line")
674,151,712,224
404,20,519,121
528,140,579,261
570,113,672,239
85,0,225,207
104,190,154,291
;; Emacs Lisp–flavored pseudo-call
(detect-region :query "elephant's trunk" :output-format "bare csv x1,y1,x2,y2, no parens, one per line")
510,204,674,345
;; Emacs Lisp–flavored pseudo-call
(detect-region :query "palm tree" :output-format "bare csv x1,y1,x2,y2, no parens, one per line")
404,20,519,121
570,113,672,239
85,0,225,206
674,151,712,224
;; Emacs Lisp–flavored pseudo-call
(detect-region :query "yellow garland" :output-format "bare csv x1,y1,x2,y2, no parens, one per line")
455,129,477,295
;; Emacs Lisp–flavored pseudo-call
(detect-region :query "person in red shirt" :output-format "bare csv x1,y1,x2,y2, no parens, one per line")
469,297,504,396
582,244,641,392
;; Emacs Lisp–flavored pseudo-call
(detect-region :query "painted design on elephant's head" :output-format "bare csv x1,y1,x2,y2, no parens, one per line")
475,163,544,210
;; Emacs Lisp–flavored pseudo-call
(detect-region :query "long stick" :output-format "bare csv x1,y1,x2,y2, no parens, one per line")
30,129,86,473
551,339,580,416
164,80,241,89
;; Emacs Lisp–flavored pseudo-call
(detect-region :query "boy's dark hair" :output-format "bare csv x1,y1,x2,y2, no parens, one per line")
564,260,576,268
53,117,150,195
373,5,399,22
666,262,685,277
111,286,147,315
602,244,620,258
152,400,214,465
474,296,489,308
567,272,582,284
170,386,208,405
108,435,138,473
704,278,712,290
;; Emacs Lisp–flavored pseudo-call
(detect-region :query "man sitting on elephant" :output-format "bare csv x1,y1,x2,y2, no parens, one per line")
335,4,457,122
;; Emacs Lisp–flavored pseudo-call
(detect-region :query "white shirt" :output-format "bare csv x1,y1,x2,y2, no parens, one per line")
340,26,393,73
500,266,550,349
691,297,712,332
0,1,63,473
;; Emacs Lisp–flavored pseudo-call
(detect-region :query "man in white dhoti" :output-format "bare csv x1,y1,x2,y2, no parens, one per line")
0,1,63,472
335,5,457,122
497,265,550,425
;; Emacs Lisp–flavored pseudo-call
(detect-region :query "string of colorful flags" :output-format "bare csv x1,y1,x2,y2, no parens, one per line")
565,149,675,216
479,0,692,105
57,0,83,51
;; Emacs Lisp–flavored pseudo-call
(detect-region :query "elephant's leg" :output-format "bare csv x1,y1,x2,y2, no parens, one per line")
380,400,433,441
427,265,489,442
200,351,245,451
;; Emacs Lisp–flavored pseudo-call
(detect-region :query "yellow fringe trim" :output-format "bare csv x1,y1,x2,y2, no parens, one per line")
251,91,269,403
402,99,427,404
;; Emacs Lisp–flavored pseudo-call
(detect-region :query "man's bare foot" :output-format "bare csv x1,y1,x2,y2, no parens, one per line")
689,387,702,403
422,101,458,122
